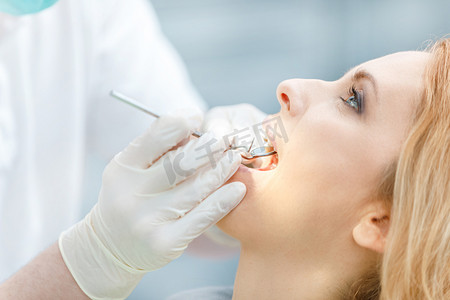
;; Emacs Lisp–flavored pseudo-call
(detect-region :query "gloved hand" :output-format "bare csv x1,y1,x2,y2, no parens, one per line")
201,104,267,247
59,108,246,300
202,103,268,149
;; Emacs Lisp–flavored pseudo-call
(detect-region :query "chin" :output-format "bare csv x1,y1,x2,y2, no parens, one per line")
218,155,279,239
217,165,254,237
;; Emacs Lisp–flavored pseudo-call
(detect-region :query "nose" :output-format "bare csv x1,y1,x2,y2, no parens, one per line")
276,79,326,117
280,92,290,111
276,79,302,116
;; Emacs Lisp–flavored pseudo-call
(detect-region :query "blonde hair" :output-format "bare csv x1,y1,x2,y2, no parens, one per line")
344,38,450,300
379,38,450,299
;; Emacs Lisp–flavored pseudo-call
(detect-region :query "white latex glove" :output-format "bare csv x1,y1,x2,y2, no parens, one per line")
201,104,267,247
59,109,246,300
202,103,268,149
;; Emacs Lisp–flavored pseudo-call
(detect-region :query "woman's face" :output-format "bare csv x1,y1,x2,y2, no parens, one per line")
219,51,429,253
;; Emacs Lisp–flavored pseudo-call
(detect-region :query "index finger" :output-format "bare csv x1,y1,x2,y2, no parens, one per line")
115,108,203,169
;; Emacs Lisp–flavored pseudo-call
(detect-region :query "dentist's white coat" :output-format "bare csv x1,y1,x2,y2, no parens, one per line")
0,0,205,280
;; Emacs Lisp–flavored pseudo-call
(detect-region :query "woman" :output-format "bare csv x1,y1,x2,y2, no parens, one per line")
179,39,450,299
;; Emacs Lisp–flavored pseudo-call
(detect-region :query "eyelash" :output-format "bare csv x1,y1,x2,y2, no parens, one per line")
340,86,363,113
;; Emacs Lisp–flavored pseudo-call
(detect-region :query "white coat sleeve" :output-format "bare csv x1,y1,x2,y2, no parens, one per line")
86,0,207,159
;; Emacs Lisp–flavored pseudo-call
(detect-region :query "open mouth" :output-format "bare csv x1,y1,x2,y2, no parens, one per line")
257,132,279,171
238,124,280,171
241,136,279,171
256,152,279,171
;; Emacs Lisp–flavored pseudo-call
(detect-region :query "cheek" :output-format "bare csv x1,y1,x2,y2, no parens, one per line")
287,114,371,185
217,113,387,246
276,116,380,219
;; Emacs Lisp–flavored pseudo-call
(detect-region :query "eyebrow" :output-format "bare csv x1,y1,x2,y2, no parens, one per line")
352,68,378,98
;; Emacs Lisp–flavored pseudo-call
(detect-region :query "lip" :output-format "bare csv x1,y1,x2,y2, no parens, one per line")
257,153,278,171
262,115,278,153
240,148,279,172
265,138,278,162
255,141,279,171
269,138,277,153
250,120,280,171
238,115,282,172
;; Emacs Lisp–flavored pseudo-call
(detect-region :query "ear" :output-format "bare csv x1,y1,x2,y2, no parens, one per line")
352,206,390,254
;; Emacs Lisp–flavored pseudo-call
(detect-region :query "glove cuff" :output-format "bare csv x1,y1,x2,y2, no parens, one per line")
59,206,146,300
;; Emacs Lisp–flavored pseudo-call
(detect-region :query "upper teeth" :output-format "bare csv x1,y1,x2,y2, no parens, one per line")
262,128,274,148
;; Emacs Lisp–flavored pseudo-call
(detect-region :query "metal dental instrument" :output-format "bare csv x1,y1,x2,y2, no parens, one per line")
110,90,277,160
110,90,203,138
227,136,276,161
239,144,276,161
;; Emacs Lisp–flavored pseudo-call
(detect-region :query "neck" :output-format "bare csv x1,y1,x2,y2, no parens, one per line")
232,245,355,300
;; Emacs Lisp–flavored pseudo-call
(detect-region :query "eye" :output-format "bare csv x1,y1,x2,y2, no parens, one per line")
340,86,363,113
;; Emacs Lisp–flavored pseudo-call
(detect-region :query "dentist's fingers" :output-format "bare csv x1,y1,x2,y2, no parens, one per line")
201,106,235,141
115,108,203,169
138,132,231,193
171,181,247,243
202,104,268,148
202,104,267,134
138,151,242,219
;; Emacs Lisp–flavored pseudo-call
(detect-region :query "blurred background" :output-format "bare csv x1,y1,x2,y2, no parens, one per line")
100,0,450,298
147,0,450,115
